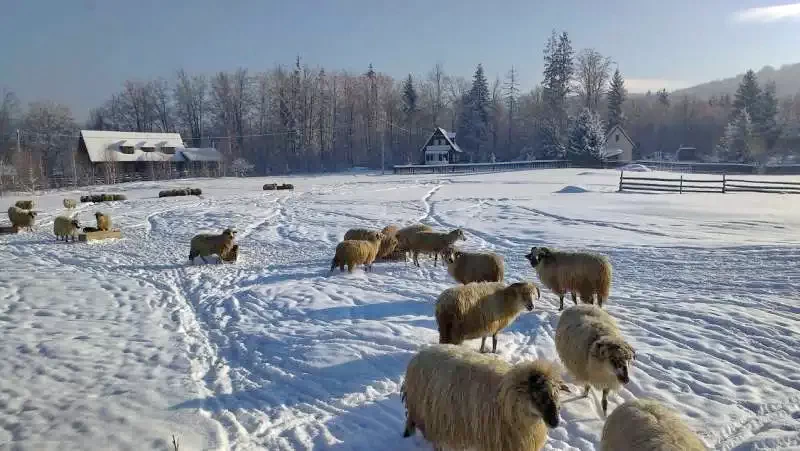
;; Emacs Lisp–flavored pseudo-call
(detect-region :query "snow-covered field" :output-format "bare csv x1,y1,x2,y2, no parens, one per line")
1,168,799,450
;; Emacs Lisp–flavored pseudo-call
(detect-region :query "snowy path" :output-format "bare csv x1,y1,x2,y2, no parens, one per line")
0,169,798,450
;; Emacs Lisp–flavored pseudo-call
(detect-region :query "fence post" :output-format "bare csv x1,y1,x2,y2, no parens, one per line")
722,173,726,193
618,170,624,192
679,175,683,194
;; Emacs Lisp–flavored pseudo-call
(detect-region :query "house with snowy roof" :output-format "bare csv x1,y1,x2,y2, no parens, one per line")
76,130,223,178
419,127,464,165
602,125,635,161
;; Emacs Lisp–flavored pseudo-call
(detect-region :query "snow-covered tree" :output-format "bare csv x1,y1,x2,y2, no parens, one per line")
230,157,254,177
457,64,491,159
541,31,574,158
717,109,754,162
568,108,606,163
606,68,626,131
732,70,761,122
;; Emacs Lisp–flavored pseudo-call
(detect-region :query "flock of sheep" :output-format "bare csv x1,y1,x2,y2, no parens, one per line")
5,195,708,450
329,223,708,451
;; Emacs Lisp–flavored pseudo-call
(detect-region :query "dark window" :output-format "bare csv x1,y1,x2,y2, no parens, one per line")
615,134,620,142
161,147,176,154
120,146,135,154
141,147,155,153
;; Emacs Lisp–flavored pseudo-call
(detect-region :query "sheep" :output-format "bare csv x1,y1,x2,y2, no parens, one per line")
188,228,238,264
343,227,398,259
407,228,466,267
53,215,81,242
555,304,635,416
15,200,34,210
63,198,77,209
95,212,112,231
401,344,563,451
395,224,433,262
601,399,708,451
380,224,398,237
525,246,612,310
444,248,505,284
330,231,384,273
436,281,540,353
8,206,37,231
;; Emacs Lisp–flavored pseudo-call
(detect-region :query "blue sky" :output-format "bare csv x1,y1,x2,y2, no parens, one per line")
1,0,799,120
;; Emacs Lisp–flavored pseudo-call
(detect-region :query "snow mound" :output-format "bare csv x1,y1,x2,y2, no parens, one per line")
577,171,599,176
555,185,591,193
620,163,651,172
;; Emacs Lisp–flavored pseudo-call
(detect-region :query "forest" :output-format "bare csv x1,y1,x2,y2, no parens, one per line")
1,30,799,180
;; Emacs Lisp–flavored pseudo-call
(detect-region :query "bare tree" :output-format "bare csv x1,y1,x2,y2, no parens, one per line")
151,78,173,132
427,63,446,126
23,101,78,185
174,70,207,147
575,49,613,109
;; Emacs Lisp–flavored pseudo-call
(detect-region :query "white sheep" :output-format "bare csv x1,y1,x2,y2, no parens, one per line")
601,399,708,451
8,206,37,231
435,281,539,353
555,304,635,416
525,246,612,310
444,248,504,284
401,344,563,451
53,215,81,242
63,198,77,210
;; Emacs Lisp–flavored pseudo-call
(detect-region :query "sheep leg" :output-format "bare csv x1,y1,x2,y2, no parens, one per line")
347,264,353,273
479,337,487,353
201,256,208,264
571,292,578,305
433,252,438,267
492,334,498,353
601,389,609,416
598,295,605,308
412,251,421,267
583,385,591,398
559,294,565,311
402,416,415,437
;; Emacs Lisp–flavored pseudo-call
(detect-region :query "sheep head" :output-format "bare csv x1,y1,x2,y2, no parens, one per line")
441,247,461,264
28,211,38,218
71,218,80,228
222,228,238,239
590,337,635,385
524,246,553,267
448,228,466,242
505,282,539,311
502,361,563,429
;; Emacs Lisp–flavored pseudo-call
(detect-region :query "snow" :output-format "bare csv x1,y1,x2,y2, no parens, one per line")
555,185,591,193
619,163,652,172
1,168,798,450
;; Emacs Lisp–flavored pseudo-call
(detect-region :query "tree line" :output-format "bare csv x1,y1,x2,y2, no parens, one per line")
2,30,800,182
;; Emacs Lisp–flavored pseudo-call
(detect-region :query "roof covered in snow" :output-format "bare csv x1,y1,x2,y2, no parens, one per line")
420,127,463,153
80,130,186,163
79,130,221,163
180,147,223,162
605,125,635,147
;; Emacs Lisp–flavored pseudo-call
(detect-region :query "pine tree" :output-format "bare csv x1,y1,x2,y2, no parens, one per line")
606,68,626,131
568,108,606,163
541,31,574,158
732,70,761,122
717,109,754,162
457,64,491,159
504,66,520,150
758,81,779,148
401,74,418,123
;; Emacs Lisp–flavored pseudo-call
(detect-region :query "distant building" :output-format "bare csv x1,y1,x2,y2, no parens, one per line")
674,146,698,161
602,125,635,161
77,130,223,180
420,127,464,165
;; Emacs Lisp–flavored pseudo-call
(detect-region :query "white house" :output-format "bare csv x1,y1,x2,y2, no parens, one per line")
602,125,635,161
77,130,223,177
419,127,464,165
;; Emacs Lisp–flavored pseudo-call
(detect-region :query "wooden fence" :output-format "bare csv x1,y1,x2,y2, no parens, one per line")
618,171,800,194
393,159,568,175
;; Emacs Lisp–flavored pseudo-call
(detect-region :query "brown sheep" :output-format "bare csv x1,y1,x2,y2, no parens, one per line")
444,248,504,284
330,231,384,273
14,200,34,210
395,224,433,262
189,228,238,264
95,212,112,231
407,228,466,267
525,246,613,310
436,281,540,353
343,227,398,260
8,206,37,231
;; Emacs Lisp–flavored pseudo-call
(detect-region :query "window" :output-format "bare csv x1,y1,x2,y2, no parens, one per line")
161,147,176,154
439,153,445,161
615,134,620,143
141,146,155,153
120,145,135,154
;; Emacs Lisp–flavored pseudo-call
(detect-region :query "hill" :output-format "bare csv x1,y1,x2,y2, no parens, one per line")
673,62,800,99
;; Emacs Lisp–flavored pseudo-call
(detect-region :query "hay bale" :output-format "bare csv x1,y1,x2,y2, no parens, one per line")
263,183,278,191
277,183,294,190
78,229,122,242
80,194,127,203
158,188,202,198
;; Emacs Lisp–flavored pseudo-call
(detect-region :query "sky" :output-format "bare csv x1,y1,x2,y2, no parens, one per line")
1,0,799,121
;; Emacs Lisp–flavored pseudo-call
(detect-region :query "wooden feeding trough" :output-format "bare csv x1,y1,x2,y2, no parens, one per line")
78,228,122,242
0,225,19,235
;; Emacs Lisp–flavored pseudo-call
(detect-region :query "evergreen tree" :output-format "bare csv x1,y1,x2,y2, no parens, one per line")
540,31,574,158
656,89,670,107
401,74,418,123
568,108,606,163
504,66,520,150
717,109,754,162
457,64,491,159
758,81,779,147
732,70,761,122
606,68,626,131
